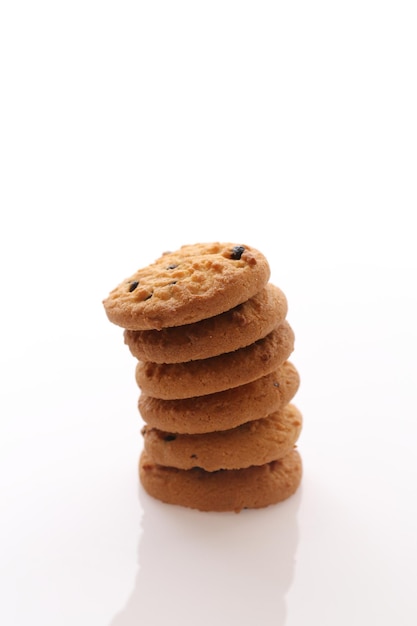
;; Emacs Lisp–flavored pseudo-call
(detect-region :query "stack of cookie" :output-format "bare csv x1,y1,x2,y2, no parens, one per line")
103,242,302,512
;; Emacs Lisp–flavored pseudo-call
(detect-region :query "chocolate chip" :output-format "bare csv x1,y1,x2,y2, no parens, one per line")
166,264,178,270
129,281,139,292
144,291,153,300
190,454,197,459
230,246,245,260
163,434,177,442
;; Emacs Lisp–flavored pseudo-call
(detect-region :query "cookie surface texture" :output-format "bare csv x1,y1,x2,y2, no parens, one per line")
142,404,302,471
103,242,270,330
135,321,295,399
124,283,288,363
139,448,302,512
138,360,300,434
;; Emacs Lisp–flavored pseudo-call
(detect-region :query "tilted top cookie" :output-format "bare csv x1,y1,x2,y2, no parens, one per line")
102,242,270,330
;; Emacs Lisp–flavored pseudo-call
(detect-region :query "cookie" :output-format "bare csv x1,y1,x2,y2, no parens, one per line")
103,242,270,330
135,321,295,400
139,448,302,512
124,283,288,363
142,403,302,471
138,360,300,434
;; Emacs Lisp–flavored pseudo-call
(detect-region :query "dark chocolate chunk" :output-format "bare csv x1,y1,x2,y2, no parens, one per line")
166,264,178,270
230,245,245,260
129,281,139,292
163,434,177,442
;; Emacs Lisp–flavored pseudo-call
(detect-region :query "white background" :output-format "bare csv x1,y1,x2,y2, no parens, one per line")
1,1,416,625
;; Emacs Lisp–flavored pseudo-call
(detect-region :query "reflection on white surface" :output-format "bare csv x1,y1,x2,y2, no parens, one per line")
110,486,301,626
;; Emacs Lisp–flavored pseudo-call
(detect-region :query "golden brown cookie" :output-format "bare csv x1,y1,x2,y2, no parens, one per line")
142,403,302,471
135,321,295,400
138,360,300,434
103,242,270,330
139,448,302,512
124,283,287,363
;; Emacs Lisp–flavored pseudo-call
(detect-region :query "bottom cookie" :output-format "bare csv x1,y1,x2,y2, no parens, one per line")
139,448,302,513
